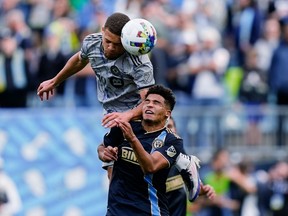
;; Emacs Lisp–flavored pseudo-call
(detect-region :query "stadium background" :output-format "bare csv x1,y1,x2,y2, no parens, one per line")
0,0,288,215
0,109,109,215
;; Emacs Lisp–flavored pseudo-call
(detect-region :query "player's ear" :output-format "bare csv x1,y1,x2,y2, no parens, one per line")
101,26,105,34
165,110,171,118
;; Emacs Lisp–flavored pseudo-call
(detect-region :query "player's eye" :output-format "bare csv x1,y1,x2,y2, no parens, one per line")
144,99,150,104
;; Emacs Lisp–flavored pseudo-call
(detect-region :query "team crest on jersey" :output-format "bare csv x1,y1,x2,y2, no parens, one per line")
166,146,176,157
143,72,154,84
152,139,164,149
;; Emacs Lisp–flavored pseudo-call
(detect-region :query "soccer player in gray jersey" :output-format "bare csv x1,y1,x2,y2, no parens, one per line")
37,12,154,127
37,12,202,202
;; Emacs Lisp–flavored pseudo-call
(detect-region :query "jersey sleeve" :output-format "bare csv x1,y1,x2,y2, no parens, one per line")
80,33,100,60
155,133,184,167
103,126,124,147
128,54,155,89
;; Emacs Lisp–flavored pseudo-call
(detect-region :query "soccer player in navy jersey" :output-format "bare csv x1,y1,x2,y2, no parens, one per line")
98,85,215,215
166,116,187,216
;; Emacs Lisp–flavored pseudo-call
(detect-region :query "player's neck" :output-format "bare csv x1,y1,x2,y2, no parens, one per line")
142,120,166,133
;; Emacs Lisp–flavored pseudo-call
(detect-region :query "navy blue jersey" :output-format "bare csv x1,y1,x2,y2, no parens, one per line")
104,121,184,216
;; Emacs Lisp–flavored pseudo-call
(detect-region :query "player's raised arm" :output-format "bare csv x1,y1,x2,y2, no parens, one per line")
37,52,89,100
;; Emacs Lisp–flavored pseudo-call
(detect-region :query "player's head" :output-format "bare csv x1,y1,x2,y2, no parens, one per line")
143,85,176,124
102,13,130,60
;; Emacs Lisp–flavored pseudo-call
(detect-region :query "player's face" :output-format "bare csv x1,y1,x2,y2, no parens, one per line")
142,94,170,125
102,27,125,60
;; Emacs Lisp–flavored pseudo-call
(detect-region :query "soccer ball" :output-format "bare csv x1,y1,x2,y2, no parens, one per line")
121,18,157,56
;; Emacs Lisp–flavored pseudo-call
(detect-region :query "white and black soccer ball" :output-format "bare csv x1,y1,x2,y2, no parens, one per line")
121,18,157,56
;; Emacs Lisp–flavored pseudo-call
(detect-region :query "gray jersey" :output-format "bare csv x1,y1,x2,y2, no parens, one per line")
80,33,155,113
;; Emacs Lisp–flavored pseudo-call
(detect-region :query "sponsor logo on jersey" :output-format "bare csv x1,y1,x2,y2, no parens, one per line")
109,66,124,88
121,147,139,165
166,146,176,157
109,77,124,88
152,139,164,149
110,65,120,75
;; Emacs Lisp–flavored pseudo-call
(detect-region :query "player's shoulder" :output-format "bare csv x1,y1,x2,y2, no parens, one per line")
83,32,102,44
166,128,182,140
125,53,151,67
130,120,143,130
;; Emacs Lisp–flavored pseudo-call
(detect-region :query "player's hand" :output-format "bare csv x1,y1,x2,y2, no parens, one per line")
100,146,118,162
114,119,136,142
200,184,216,200
102,112,133,128
37,79,56,100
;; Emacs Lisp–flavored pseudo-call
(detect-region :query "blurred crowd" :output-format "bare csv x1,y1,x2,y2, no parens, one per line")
0,1,287,215
0,0,287,109
187,148,288,216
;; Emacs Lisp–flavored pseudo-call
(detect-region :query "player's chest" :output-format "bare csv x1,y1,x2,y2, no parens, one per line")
90,58,133,79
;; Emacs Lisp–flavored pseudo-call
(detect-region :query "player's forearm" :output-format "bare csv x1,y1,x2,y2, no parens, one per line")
127,103,143,120
54,52,88,85
129,136,156,174
97,144,106,161
128,88,149,120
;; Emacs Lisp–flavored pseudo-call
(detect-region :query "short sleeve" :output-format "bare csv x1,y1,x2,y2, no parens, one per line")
155,134,184,167
79,33,101,60
128,54,155,89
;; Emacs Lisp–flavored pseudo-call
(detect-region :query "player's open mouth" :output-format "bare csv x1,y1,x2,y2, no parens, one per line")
145,110,153,114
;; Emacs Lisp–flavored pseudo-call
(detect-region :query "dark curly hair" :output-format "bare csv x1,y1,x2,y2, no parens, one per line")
104,12,130,36
146,85,176,111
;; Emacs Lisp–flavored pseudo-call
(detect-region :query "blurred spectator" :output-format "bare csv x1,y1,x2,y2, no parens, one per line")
51,0,72,20
74,0,108,33
189,26,230,147
257,160,288,216
0,0,23,27
45,17,80,56
164,23,199,147
268,16,288,146
180,0,227,32
268,0,288,20
166,16,198,98
0,29,33,108
27,0,54,33
34,29,69,107
5,9,33,51
195,149,238,216
254,17,281,73
228,158,258,216
238,48,268,145
231,0,263,66
195,149,258,216
0,157,22,215
4,8,38,85
114,0,144,19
